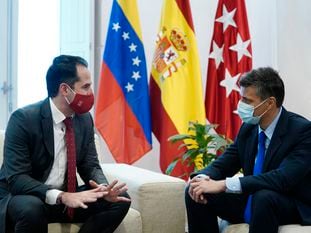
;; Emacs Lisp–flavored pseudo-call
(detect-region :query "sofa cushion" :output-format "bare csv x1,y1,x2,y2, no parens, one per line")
224,223,311,233
48,207,142,233
48,223,82,233
102,163,186,233
114,208,142,233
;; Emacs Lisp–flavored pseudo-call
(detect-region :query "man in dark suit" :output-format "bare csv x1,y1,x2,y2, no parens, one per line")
0,55,131,233
185,67,311,233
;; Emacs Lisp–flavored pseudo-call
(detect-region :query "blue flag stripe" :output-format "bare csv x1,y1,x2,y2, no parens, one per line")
103,1,152,144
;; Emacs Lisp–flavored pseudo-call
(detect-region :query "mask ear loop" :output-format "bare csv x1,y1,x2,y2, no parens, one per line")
254,98,269,110
62,84,76,105
65,84,76,95
256,97,272,118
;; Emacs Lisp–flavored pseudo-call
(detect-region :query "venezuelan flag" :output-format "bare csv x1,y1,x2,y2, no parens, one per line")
150,0,206,179
95,0,152,164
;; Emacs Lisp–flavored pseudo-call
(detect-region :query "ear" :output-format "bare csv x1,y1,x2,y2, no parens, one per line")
268,96,277,108
59,83,69,96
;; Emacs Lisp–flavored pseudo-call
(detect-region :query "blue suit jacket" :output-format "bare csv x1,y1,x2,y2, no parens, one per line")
0,98,108,233
196,108,311,224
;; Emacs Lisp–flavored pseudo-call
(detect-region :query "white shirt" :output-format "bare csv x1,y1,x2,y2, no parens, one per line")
45,98,68,204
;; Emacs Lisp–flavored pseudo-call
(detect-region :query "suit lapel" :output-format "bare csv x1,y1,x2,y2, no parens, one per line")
263,109,288,171
40,99,54,158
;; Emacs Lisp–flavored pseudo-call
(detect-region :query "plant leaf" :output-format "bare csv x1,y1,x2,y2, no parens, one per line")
168,134,195,142
182,148,199,162
166,121,233,176
165,157,179,175
178,143,194,150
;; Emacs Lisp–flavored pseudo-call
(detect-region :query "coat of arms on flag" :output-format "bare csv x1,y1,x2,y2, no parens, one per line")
150,0,205,179
152,27,187,81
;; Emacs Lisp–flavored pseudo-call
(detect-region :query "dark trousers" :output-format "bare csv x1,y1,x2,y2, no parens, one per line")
185,186,301,233
7,188,130,233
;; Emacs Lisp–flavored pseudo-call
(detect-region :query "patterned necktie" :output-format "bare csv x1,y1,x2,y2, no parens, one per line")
63,117,76,219
244,131,266,223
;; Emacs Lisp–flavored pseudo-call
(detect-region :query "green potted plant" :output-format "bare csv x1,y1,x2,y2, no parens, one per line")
166,121,232,176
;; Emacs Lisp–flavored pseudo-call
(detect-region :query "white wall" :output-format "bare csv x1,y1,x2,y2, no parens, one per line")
276,0,311,119
96,0,311,173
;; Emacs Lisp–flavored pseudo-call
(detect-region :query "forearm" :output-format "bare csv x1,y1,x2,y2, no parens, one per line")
8,174,49,200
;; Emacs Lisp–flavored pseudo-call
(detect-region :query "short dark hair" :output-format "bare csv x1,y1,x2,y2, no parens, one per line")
239,67,285,107
46,55,88,97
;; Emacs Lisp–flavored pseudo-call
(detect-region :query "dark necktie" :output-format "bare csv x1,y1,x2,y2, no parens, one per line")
63,117,76,219
244,131,266,223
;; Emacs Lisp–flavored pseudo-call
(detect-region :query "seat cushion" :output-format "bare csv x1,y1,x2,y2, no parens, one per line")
48,207,142,233
102,163,186,233
48,223,81,233
115,208,142,233
224,223,311,233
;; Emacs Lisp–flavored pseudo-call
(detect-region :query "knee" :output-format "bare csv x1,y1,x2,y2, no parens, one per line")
184,185,206,208
8,195,46,227
185,185,214,206
185,185,193,205
252,189,278,208
117,192,131,213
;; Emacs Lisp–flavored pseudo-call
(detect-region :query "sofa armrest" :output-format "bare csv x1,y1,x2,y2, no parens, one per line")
101,163,186,233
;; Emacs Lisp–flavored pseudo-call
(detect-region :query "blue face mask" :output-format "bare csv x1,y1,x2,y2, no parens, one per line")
237,99,268,125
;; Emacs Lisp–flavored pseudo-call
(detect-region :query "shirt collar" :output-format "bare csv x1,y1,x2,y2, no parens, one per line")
259,107,282,140
49,98,66,125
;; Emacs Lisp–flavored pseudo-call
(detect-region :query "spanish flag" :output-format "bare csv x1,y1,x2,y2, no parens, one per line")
95,0,152,164
150,0,205,179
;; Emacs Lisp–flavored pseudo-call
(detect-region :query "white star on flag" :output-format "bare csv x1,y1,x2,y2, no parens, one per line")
216,5,237,32
125,82,134,92
220,69,240,97
132,71,141,81
112,22,120,32
122,32,130,40
132,56,141,66
209,41,224,68
129,43,137,52
229,33,252,62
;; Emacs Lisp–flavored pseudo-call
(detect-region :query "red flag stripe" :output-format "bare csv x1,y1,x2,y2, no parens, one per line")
175,0,195,32
150,77,193,178
95,63,151,164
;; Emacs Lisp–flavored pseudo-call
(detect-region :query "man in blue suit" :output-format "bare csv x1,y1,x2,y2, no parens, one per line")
185,67,311,233
0,55,131,233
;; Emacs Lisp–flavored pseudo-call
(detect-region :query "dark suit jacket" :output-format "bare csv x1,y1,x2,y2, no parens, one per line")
194,108,311,224
0,98,108,233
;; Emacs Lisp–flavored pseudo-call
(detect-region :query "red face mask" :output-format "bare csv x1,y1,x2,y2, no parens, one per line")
65,86,94,114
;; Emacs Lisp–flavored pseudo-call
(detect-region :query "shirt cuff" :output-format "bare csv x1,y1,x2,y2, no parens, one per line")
225,177,242,193
194,174,208,179
45,189,63,205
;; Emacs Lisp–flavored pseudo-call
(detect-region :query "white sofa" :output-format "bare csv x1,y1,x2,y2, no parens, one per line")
0,130,187,233
222,222,311,233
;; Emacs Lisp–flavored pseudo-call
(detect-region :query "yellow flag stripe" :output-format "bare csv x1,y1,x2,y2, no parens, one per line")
117,0,143,41
151,0,205,134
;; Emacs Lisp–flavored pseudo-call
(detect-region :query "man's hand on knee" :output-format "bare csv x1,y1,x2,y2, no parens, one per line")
188,175,210,204
189,177,226,203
